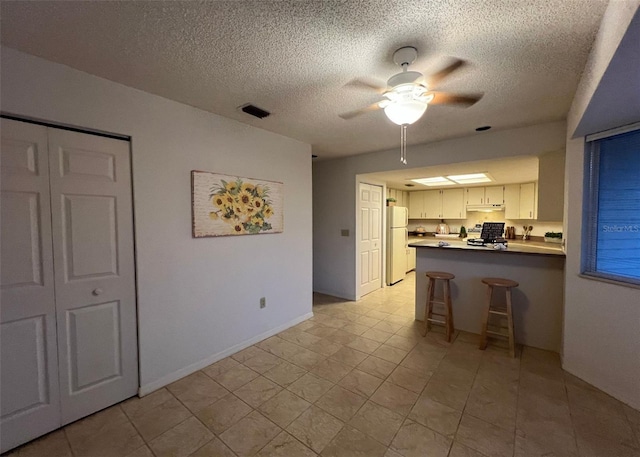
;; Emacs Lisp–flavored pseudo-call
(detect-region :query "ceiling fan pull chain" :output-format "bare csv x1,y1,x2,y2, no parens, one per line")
400,124,408,165
400,125,403,163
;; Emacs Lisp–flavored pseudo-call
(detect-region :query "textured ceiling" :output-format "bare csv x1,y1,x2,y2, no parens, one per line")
0,1,607,159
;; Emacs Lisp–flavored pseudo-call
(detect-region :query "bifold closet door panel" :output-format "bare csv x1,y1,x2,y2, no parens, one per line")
47,128,138,425
0,119,61,453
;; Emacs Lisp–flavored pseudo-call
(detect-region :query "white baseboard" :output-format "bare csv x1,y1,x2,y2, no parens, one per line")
138,311,314,396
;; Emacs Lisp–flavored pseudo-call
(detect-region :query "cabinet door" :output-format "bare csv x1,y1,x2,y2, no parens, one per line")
485,186,504,204
408,191,424,218
423,190,442,219
401,190,409,208
407,247,416,272
519,182,536,219
442,188,466,219
466,187,485,205
504,184,520,219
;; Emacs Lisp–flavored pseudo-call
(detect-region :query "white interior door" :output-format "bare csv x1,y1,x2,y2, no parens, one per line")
359,183,382,297
0,120,61,452
47,128,138,425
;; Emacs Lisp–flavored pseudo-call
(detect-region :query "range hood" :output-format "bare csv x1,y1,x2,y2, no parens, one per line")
466,204,505,212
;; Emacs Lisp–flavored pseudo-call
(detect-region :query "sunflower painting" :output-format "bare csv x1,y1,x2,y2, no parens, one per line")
192,171,283,237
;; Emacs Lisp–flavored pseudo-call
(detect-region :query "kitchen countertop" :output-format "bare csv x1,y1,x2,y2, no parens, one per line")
409,237,565,257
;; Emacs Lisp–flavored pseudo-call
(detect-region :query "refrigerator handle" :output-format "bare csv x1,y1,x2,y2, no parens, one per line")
405,228,409,247
404,207,408,226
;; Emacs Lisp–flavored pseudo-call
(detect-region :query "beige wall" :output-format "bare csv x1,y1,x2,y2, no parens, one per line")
1,47,314,394
562,2,640,409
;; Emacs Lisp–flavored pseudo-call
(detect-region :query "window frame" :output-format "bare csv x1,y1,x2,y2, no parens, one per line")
582,123,640,287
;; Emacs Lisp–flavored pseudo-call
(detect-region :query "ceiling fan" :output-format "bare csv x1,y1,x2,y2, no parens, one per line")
340,46,482,123
340,47,482,165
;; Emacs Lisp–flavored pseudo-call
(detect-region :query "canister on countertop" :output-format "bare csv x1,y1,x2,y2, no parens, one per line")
436,220,450,234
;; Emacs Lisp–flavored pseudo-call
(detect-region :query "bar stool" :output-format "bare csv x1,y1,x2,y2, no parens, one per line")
423,271,455,342
479,277,519,357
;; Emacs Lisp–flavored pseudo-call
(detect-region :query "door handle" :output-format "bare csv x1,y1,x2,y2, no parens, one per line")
92,288,103,296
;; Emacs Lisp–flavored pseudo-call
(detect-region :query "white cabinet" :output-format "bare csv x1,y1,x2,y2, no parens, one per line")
423,190,442,218
410,189,465,219
504,183,536,219
466,187,485,205
519,182,536,219
388,189,409,208
465,186,504,205
401,190,409,207
442,189,466,219
406,247,416,272
504,184,520,219
485,186,504,204
408,191,425,218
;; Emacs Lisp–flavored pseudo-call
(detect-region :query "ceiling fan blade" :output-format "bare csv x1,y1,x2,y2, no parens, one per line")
429,92,483,107
339,103,382,120
426,59,467,86
344,77,388,94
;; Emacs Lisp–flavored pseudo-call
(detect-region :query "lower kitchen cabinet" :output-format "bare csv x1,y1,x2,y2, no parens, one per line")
406,247,416,272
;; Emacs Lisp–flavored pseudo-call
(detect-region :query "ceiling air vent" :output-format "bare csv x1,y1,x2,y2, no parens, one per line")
239,103,271,119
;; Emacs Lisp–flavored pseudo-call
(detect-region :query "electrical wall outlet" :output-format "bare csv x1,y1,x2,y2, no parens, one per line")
260,297,266,308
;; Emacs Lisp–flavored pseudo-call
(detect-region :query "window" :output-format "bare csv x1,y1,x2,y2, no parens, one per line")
583,125,640,285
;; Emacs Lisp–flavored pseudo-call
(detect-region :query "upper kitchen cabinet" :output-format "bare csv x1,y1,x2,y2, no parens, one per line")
504,184,520,219
409,191,425,218
484,186,504,204
466,187,485,205
519,183,536,219
410,189,465,219
441,189,466,219
465,186,504,205
504,183,536,219
388,188,410,207
536,150,565,221
423,190,441,218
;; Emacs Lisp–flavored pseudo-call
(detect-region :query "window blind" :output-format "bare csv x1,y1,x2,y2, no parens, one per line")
585,128,640,283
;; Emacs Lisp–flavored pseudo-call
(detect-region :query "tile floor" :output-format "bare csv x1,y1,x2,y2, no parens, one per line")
6,272,640,457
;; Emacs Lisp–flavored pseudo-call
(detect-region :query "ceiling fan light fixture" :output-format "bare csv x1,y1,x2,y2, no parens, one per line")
384,99,428,125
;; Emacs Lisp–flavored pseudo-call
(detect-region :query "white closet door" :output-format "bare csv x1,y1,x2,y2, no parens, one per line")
47,129,138,425
0,119,61,452
359,183,382,297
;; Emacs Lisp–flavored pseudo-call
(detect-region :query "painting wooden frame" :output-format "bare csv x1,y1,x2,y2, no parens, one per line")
191,171,284,237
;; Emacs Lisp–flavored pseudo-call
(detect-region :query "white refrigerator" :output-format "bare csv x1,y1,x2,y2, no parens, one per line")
386,206,409,285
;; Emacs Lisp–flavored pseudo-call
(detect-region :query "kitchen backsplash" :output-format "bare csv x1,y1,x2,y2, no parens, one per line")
408,211,563,237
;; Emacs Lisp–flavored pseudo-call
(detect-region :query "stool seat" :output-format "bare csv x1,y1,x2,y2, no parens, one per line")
481,277,519,288
479,277,519,357
426,271,455,280
423,271,455,342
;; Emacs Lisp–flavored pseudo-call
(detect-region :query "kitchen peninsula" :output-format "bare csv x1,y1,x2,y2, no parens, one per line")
409,238,565,351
